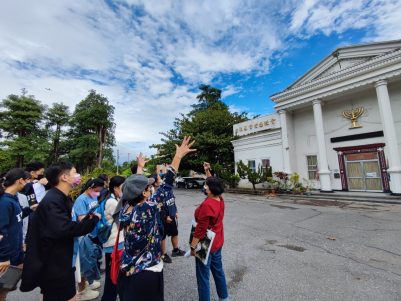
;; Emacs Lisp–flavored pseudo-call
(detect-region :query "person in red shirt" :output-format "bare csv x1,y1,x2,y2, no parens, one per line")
190,163,229,301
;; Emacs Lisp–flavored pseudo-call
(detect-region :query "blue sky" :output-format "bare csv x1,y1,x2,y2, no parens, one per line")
1,0,400,163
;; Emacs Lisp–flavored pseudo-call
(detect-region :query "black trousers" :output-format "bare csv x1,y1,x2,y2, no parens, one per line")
42,270,76,301
101,252,118,301
118,269,164,301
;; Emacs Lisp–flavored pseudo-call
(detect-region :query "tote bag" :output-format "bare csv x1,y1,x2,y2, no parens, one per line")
110,226,122,285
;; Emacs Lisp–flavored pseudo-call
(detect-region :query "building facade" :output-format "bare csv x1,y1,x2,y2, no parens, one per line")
233,40,401,194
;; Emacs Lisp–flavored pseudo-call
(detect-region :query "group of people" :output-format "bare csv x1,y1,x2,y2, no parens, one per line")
0,137,229,301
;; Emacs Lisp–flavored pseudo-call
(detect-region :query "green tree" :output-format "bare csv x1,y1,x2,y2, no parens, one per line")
0,91,47,168
152,85,247,172
45,102,70,163
237,160,267,190
192,84,222,112
68,90,115,171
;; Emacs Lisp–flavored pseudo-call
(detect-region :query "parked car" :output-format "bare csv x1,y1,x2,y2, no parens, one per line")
176,177,205,189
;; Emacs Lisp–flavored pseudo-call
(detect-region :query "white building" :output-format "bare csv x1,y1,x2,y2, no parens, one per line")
233,40,401,194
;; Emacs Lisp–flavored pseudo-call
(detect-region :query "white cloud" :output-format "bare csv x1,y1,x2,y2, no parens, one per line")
222,85,241,99
289,0,401,41
1,0,401,159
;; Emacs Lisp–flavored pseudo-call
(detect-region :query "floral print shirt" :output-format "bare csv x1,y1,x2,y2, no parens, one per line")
119,200,163,275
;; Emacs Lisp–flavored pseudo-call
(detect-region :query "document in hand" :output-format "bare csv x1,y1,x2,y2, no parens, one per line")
189,221,216,265
0,266,22,290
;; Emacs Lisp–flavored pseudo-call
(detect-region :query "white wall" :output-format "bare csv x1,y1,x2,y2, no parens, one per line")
232,130,283,188
291,85,401,190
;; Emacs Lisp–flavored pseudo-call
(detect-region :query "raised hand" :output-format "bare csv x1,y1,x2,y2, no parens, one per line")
171,136,196,171
175,136,196,159
137,152,149,169
203,162,211,171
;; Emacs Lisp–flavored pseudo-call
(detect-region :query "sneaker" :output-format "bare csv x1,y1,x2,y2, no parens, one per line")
162,254,172,263
86,280,101,290
77,287,99,301
171,248,186,257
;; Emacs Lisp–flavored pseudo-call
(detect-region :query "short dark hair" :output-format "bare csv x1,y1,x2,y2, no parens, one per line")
205,177,224,196
25,161,45,173
45,162,74,187
109,176,125,194
130,164,138,174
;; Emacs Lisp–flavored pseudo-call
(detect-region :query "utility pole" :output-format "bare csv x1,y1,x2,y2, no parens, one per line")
116,149,119,174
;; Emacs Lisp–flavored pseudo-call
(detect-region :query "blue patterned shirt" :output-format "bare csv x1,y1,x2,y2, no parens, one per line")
119,200,163,275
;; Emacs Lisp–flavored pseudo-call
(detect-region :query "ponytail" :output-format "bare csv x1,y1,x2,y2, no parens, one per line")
0,168,30,196
80,178,105,195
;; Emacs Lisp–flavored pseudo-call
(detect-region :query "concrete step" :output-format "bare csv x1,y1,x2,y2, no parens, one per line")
278,193,401,205
226,188,401,204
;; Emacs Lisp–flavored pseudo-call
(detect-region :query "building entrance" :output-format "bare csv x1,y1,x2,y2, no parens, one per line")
334,143,390,192
345,152,382,191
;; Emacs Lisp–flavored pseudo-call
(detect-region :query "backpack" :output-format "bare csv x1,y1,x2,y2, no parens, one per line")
95,197,113,244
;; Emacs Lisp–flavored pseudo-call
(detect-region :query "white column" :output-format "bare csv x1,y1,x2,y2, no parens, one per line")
375,80,401,194
278,110,292,174
312,99,332,192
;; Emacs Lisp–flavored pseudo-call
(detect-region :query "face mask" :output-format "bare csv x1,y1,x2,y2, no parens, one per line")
90,191,101,198
71,174,81,188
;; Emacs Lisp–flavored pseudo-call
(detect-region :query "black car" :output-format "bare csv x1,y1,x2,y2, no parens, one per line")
176,177,205,189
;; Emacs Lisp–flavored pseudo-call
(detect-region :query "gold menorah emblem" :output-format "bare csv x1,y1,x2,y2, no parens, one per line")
342,107,364,129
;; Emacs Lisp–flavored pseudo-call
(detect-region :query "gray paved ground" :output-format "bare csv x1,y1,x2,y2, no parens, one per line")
8,190,401,301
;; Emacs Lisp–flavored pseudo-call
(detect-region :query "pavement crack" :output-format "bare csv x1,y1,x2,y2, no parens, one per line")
365,245,401,257
296,239,401,278
293,209,323,225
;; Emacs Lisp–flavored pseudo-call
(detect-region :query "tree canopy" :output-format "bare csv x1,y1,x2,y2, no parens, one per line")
0,89,115,173
151,85,247,174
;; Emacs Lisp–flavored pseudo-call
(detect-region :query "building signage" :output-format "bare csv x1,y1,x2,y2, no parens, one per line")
233,114,280,136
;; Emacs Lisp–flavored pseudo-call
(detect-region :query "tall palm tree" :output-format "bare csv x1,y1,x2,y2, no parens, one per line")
196,84,222,105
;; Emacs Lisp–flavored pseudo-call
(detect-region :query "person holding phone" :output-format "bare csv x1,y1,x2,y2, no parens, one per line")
20,162,100,301
0,168,34,301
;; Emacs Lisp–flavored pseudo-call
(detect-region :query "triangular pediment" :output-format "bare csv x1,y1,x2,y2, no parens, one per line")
288,40,401,89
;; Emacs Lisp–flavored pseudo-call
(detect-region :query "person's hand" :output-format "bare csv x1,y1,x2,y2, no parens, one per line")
175,136,196,159
203,162,211,171
30,203,39,211
0,260,10,273
175,213,178,219
39,178,48,186
137,153,149,169
166,216,173,223
190,249,196,256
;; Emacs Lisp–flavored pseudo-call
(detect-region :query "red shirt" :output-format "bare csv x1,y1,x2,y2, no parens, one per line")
194,196,225,253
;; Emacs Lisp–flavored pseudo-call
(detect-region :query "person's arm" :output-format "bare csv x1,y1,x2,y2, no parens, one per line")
0,202,12,267
43,201,99,240
190,204,213,254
